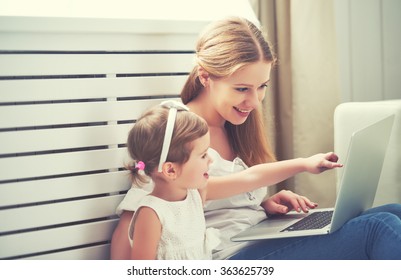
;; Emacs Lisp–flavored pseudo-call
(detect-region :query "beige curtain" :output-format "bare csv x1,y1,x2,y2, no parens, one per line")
251,0,341,207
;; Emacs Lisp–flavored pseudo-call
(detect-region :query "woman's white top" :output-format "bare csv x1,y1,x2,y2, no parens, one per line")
128,189,220,260
118,148,269,259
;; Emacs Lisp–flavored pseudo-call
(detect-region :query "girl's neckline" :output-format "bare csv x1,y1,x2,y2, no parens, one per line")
146,189,193,203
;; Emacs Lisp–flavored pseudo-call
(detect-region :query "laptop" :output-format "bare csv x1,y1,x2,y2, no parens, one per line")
231,114,395,242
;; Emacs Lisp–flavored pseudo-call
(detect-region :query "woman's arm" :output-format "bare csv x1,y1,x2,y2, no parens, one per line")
110,211,134,259
110,187,153,259
130,207,162,260
206,152,342,200
261,189,318,214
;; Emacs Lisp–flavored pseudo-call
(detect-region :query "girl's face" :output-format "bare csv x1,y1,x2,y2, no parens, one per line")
176,132,212,189
209,61,272,125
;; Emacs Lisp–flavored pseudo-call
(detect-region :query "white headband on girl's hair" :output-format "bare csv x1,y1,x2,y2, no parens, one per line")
158,100,190,172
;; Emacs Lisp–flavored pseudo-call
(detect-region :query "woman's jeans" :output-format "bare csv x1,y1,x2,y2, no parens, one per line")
229,204,401,260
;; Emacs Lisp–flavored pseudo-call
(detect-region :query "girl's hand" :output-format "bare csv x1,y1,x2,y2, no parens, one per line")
261,190,318,215
304,152,343,174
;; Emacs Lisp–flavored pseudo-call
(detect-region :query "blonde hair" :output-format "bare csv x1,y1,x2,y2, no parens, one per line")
127,105,209,186
181,17,276,166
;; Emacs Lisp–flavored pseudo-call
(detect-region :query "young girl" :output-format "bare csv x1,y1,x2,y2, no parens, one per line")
126,100,216,259
126,100,342,260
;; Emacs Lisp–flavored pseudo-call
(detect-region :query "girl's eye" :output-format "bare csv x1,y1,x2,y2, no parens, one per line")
202,153,208,159
235,87,248,92
260,84,268,89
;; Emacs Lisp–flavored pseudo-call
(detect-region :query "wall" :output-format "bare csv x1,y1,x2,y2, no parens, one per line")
0,0,258,23
334,0,401,206
334,0,401,102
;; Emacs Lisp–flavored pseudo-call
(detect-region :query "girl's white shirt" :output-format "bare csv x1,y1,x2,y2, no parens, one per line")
117,148,269,259
128,189,220,260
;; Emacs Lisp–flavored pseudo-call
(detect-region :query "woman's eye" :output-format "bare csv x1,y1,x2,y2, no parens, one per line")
235,87,248,92
260,84,268,89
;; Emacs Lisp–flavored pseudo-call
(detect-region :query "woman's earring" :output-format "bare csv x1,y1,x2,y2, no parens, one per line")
199,78,206,87
197,67,209,87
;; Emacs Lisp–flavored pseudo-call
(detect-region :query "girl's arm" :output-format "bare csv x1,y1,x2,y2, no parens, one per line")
130,207,161,260
206,152,342,200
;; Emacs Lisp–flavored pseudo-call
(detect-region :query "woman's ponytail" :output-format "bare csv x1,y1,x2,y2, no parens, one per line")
181,66,203,105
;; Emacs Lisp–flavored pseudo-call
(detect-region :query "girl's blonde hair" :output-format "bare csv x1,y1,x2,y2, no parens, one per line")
127,105,209,186
181,17,276,166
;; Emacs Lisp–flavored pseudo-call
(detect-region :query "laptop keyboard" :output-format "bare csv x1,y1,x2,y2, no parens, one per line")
280,211,333,232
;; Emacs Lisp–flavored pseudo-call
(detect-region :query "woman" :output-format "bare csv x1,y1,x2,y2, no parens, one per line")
111,17,401,260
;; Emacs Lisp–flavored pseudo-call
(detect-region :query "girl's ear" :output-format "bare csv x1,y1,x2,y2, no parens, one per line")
160,162,179,180
197,66,210,87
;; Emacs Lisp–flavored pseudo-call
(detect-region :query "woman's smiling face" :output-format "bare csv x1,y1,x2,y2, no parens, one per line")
208,60,272,125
